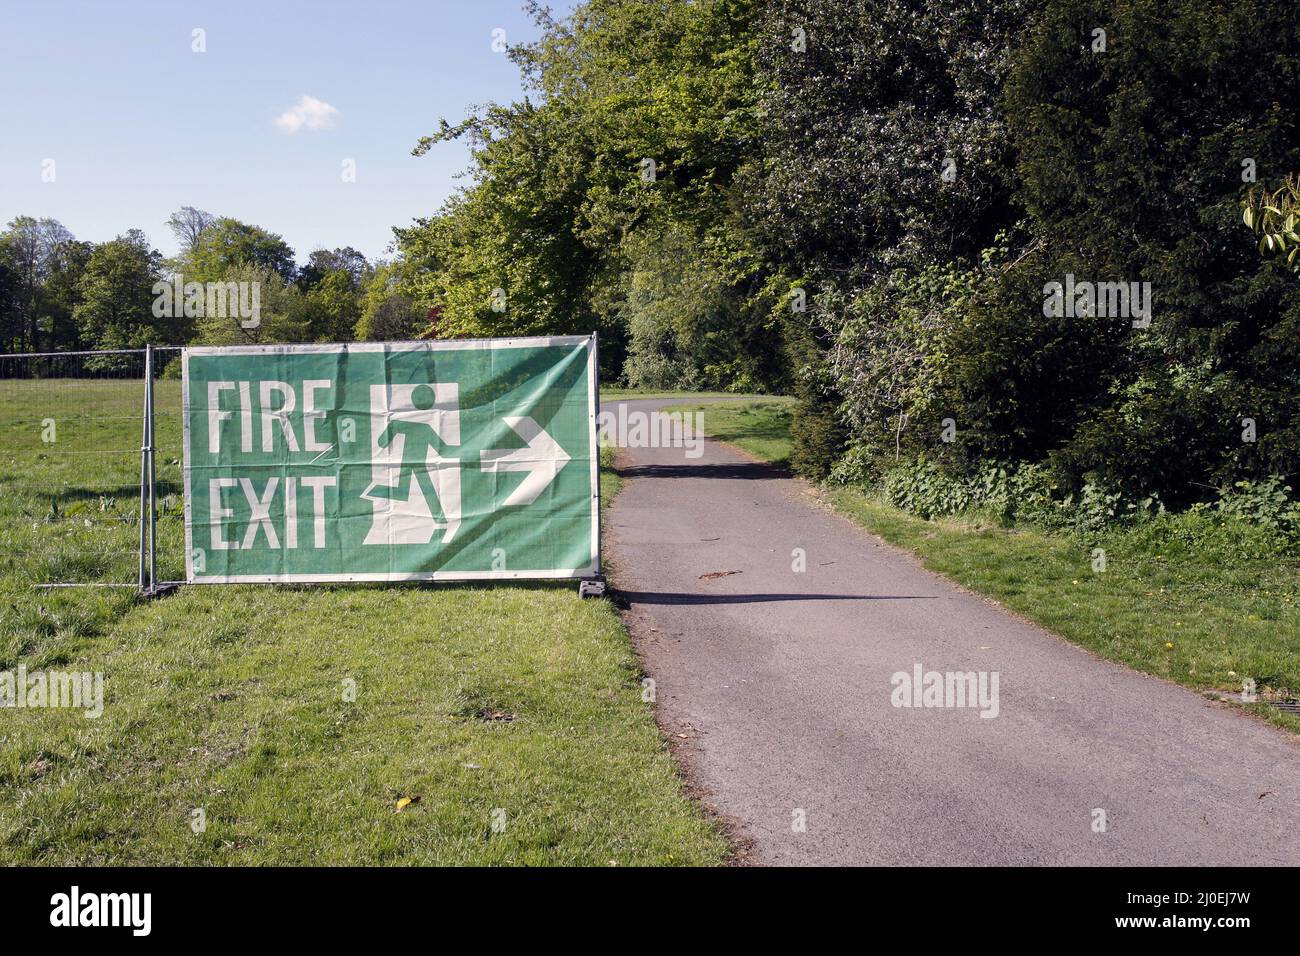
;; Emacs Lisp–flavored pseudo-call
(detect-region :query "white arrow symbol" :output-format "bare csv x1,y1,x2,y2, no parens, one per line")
479,416,571,506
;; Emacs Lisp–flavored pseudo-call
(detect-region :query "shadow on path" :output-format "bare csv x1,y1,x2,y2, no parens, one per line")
616,460,789,481
616,590,938,606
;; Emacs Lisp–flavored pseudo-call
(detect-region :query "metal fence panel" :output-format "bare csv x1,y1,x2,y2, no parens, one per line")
0,351,149,589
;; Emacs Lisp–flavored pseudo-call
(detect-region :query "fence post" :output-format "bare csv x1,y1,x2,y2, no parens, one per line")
146,344,157,592
138,348,150,592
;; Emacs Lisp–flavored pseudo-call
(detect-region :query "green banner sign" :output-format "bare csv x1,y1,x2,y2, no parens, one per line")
182,336,598,582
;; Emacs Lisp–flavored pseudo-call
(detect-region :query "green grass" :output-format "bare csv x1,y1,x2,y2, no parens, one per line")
0,379,727,865
666,398,1300,734
666,398,796,466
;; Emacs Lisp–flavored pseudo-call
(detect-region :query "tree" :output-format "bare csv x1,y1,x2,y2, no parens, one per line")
302,268,363,342
0,216,76,351
397,0,773,385
193,264,309,346
991,0,1300,499
740,0,1033,280
166,206,216,254
737,0,1039,475
0,251,18,353
37,237,93,351
294,247,370,342
74,230,167,353
1244,174,1300,271
297,247,369,289
355,263,424,341
185,217,296,283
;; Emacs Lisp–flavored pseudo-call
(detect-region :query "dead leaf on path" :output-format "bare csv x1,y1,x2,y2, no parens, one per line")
699,570,741,581
395,796,421,812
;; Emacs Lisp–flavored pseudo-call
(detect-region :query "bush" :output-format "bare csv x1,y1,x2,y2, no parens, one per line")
790,395,847,480
1215,476,1300,538
859,454,1168,534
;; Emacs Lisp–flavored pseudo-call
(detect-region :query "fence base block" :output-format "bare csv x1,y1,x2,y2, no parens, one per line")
578,577,607,599
139,583,180,601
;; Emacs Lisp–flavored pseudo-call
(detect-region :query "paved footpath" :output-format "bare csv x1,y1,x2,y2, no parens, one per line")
604,398,1300,865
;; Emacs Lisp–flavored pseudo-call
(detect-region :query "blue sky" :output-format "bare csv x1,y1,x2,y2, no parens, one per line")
0,0,572,263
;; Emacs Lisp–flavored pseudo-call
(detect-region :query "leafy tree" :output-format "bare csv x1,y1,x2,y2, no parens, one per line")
740,0,1038,474
355,263,425,341
1244,174,1300,271
36,237,93,351
193,263,309,346
301,267,363,342
0,216,76,351
740,0,1033,280
298,247,370,289
994,0,1300,500
397,0,773,384
0,250,18,353
619,221,775,391
292,247,370,342
74,230,168,352
185,217,296,283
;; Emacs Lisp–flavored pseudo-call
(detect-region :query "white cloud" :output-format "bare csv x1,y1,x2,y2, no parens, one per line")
274,95,340,133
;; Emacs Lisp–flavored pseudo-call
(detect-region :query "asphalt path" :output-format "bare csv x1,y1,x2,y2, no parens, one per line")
604,397,1300,865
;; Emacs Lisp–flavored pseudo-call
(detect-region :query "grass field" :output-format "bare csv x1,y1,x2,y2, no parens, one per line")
666,399,1300,734
0,378,727,865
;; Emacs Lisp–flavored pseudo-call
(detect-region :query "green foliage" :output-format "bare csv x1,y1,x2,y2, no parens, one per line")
185,217,296,284
1244,174,1300,271
74,230,171,356
741,0,1037,478
789,386,847,481
354,263,425,341
860,454,1300,550
805,0,1300,504
740,0,1031,279
397,0,783,389
4,0,1299,537
300,268,362,342
619,222,778,390
193,264,309,346
995,0,1300,500
0,217,82,352
1214,476,1300,536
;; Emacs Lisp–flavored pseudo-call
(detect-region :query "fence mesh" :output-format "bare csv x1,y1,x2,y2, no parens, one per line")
0,348,188,589
0,351,151,588
152,347,185,585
